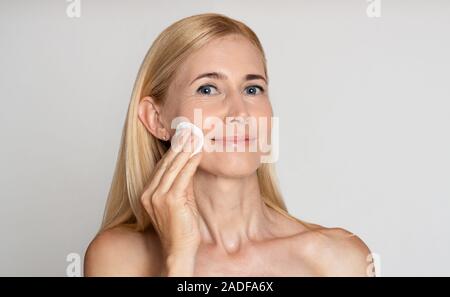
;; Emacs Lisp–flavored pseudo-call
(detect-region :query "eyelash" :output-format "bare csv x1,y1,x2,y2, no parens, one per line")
245,85,265,95
196,84,217,96
196,84,265,96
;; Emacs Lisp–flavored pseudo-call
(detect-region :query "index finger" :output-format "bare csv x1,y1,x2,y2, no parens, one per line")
146,128,191,191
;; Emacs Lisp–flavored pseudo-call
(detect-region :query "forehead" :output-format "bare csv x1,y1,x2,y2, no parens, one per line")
174,34,265,86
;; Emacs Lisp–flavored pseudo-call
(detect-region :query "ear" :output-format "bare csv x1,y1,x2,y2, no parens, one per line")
138,96,170,141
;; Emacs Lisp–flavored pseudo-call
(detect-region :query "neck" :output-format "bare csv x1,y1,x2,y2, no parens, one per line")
192,168,276,255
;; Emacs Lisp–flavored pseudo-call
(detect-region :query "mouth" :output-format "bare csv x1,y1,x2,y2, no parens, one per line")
211,135,256,144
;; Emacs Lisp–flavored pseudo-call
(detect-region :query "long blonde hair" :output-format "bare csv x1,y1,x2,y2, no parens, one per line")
100,13,310,233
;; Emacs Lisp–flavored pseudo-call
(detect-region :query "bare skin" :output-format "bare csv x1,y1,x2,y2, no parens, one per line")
84,221,373,276
84,34,374,277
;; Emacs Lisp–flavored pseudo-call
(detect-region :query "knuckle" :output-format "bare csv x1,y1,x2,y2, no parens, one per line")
150,191,160,204
140,193,149,207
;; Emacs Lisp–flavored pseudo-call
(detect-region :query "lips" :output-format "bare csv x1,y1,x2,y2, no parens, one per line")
211,135,256,143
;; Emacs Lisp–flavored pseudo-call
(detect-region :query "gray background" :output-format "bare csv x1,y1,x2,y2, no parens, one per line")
1,0,449,276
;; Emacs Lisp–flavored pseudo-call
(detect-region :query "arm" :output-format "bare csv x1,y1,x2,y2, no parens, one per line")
315,228,376,277
83,227,162,277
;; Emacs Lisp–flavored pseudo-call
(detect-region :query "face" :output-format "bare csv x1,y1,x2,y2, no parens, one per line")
145,34,273,177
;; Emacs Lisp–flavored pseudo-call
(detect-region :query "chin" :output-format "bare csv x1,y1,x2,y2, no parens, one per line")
199,151,261,177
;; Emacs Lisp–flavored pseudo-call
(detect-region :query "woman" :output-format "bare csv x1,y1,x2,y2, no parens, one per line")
84,13,374,277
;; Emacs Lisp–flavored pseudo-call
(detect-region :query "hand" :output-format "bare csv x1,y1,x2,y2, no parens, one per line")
140,128,203,274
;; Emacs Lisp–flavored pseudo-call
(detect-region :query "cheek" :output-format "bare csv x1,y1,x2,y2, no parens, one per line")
255,98,273,117
175,104,224,136
251,103,273,140
175,102,219,122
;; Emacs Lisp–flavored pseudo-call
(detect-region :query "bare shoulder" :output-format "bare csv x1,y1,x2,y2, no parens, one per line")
84,224,163,276
292,222,374,276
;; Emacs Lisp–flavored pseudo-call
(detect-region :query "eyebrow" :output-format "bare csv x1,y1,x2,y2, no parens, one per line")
189,72,267,85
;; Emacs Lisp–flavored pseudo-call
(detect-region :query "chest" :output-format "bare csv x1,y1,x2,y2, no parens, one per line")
192,244,320,276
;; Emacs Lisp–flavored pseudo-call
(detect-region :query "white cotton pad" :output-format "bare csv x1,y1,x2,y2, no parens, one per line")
174,121,204,157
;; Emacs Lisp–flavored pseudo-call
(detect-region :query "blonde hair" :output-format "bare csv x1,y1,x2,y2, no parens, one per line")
100,13,310,233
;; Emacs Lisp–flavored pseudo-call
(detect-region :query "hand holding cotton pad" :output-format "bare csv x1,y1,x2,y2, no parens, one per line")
172,121,204,157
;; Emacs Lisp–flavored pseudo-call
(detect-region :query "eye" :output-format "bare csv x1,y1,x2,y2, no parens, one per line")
244,85,264,95
196,84,219,96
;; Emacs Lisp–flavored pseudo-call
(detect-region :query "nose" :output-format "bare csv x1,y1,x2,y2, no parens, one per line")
225,90,250,123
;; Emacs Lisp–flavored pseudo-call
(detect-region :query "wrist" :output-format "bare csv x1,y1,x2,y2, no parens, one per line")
165,252,196,276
